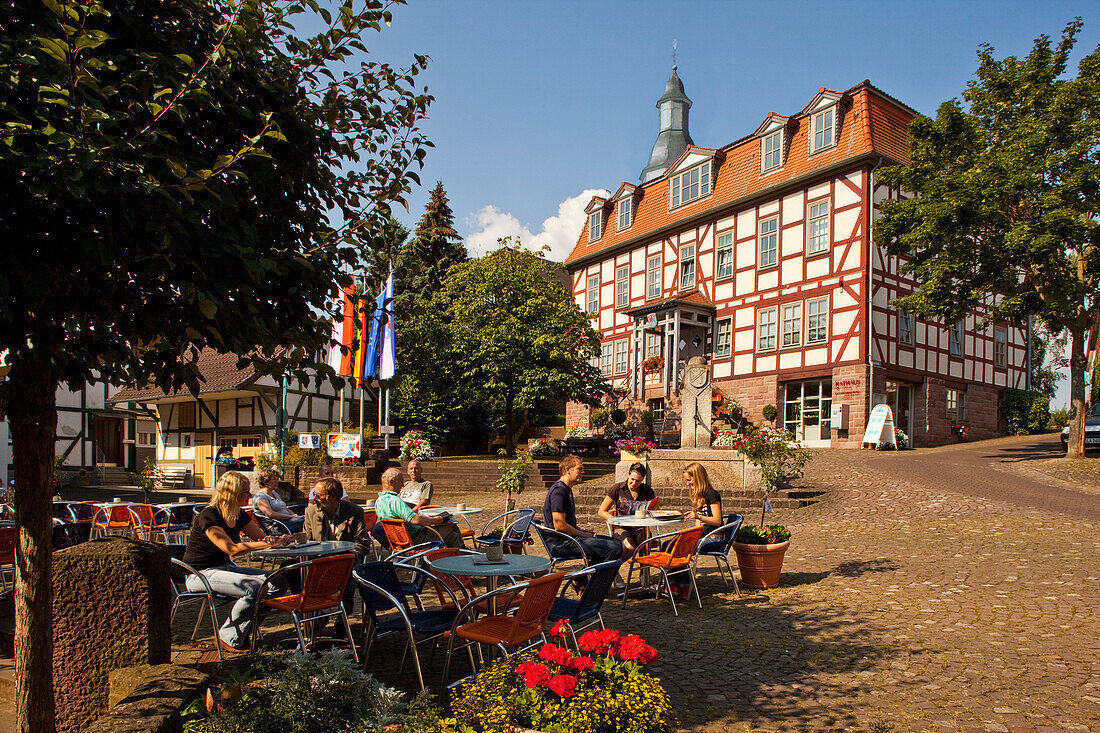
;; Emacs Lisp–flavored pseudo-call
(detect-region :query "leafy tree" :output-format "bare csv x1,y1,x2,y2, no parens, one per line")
436,238,607,453
874,20,1100,457
1031,325,1068,400
0,1,431,729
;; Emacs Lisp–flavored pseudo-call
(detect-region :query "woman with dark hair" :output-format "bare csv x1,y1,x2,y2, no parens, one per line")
598,462,656,557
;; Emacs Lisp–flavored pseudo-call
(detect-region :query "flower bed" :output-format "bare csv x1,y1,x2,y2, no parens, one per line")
712,429,738,447
613,436,657,456
452,624,678,733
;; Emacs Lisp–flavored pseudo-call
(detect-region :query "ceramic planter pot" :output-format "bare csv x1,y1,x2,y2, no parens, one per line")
732,539,790,589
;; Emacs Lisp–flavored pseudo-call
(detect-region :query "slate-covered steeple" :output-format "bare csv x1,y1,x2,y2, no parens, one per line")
640,65,694,183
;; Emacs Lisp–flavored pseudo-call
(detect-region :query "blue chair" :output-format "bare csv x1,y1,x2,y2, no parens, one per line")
353,561,461,692
474,509,535,553
697,513,744,595
546,559,623,648
531,521,591,573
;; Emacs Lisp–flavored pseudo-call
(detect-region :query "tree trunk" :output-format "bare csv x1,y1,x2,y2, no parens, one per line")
1067,327,1088,459
7,357,58,733
504,391,515,455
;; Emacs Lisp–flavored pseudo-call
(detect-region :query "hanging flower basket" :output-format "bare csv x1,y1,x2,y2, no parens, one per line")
641,355,664,373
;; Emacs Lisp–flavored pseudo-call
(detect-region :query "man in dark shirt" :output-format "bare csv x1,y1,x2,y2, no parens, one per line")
542,454,622,563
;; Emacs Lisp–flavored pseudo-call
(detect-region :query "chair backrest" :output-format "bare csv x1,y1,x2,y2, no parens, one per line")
53,522,90,550
530,521,584,561
302,553,356,607
362,509,377,533
380,518,414,551
68,503,96,523
647,497,660,510
719,513,744,552
668,525,705,562
501,572,564,645
52,502,73,522
0,504,14,521
128,504,156,528
570,559,623,620
422,548,475,605
352,561,414,618
502,509,536,544
94,504,133,528
0,526,17,559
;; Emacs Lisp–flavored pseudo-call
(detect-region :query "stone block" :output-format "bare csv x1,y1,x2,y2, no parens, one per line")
53,537,172,733
85,663,208,733
647,448,745,491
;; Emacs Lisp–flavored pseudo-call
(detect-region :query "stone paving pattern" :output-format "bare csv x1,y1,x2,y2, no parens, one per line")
170,434,1099,732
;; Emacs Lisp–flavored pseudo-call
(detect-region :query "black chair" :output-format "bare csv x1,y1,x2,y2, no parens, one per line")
531,520,591,573
546,560,623,648
353,561,461,692
52,521,90,549
697,513,744,595
474,509,535,553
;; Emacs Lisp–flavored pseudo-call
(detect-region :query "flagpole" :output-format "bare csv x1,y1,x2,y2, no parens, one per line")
384,385,391,452
338,383,345,428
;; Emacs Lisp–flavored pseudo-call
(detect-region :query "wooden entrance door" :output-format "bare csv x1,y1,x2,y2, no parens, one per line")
93,416,123,465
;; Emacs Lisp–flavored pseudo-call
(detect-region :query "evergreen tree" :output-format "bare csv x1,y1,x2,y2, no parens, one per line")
404,181,468,299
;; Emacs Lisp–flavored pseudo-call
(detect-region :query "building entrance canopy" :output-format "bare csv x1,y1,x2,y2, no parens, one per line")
623,289,715,399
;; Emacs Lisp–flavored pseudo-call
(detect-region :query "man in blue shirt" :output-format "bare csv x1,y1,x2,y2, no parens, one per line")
376,467,463,548
542,454,623,563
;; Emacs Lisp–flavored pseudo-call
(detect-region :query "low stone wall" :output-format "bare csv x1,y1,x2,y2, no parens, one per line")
616,448,748,490
292,463,385,496
84,664,208,733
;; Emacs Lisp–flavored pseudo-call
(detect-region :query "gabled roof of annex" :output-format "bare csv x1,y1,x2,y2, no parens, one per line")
565,80,916,268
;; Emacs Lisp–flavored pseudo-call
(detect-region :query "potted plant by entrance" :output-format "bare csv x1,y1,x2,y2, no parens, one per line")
731,426,812,588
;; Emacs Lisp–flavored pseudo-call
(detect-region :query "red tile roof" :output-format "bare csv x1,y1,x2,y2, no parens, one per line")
109,348,266,402
565,81,916,266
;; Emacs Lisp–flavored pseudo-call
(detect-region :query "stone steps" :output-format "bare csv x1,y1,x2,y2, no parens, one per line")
416,459,616,494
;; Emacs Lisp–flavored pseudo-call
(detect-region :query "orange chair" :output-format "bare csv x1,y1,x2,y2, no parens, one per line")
423,547,522,614
127,504,167,542
621,524,704,617
441,571,564,691
380,517,444,554
254,553,358,661
363,509,378,533
92,503,134,538
0,527,16,591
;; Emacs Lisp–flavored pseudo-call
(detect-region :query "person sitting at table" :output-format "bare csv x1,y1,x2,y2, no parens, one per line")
183,470,294,652
375,467,464,548
597,462,656,557
665,462,724,600
308,465,349,502
399,459,433,510
304,477,372,620
252,468,305,533
543,454,624,563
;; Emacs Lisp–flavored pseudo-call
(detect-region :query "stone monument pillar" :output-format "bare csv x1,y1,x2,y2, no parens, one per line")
680,356,713,448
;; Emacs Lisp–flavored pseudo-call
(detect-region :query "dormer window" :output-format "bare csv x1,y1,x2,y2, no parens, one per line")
617,198,633,231
810,107,835,153
588,210,604,242
762,130,783,172
670,161,711,208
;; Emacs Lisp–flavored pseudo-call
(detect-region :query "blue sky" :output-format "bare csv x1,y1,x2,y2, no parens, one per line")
367,0,1097,406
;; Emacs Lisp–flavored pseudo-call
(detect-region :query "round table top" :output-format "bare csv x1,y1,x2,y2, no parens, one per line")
420,506,483,517
428,552,550,577
607,514,686,528
252,540,357,559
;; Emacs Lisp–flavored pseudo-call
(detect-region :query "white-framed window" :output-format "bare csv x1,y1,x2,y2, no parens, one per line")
617,198,633,231
758,216,778,269
137,432,156,447
946,388,966,420
757,307,777,351
807,199,830,254
898,310,914,346
648,398,664,422
714,317,732,358
613,340,628,375
615,265,629,309
670,161,711,208
645,332,661,358
810,107,835,153
600,347,612,376
586,274,599,315
680,243,695,290
949,320,964,357
762,130,783,172
716,231,734,280
588,210,603,241
994,326,1007,368
806,297,828,344
646,254,662,300
782,303,802,348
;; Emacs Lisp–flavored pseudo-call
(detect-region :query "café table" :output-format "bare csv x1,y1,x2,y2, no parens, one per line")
607,513,686,589
251,539,358,563
427,551,551,613
419,505,483,537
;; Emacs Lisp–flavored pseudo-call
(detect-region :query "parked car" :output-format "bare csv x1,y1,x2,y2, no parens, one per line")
1060,403,1100,451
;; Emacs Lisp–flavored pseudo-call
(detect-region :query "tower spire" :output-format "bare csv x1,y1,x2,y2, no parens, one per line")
639,61,693,183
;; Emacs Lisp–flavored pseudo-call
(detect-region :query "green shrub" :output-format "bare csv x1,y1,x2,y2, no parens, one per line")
761,404,777,422
1001,388,1050,435
1048,406,1071,431
637,409,655,429
588,408,609,429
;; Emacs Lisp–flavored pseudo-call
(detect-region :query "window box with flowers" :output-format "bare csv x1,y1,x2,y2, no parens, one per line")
612,436,657,461
641,355,664,374
711,386,743,420
951,423,968,440
451,623,678,733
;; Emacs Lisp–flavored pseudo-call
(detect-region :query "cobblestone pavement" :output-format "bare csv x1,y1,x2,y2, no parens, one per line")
176,435,1099,732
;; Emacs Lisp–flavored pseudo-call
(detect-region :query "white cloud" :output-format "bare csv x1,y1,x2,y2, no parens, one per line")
464,188,610,261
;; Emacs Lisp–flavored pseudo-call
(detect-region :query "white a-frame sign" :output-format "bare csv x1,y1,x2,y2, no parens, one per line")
862,404,896,449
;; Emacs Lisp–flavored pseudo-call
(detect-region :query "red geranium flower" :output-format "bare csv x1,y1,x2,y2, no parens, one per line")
577,628,621,656
545,673,577,698
568,654,595,672
538,644,574,667
515,661,551,688
617,634,658,664
549,620,570,640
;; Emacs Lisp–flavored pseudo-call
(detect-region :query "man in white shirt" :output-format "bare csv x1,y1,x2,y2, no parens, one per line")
398,459,433,509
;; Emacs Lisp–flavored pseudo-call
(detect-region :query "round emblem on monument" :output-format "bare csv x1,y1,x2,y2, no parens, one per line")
688,366,709,389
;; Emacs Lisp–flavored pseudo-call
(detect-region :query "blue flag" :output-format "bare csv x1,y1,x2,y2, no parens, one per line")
362,282,387,379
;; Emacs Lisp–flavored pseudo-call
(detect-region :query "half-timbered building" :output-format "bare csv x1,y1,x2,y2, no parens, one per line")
564,69,1028,448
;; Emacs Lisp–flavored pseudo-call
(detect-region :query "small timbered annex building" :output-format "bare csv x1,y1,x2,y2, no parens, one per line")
564,69,1028,448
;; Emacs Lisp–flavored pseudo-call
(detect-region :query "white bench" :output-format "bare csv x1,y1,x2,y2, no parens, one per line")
159,465,193,489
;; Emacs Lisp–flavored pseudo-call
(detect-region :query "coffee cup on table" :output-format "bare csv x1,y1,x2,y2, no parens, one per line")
456,503,467,512
363,499,375,510
178,496,188,504
112,497,122,504
485,543,504,562
634,504,647,518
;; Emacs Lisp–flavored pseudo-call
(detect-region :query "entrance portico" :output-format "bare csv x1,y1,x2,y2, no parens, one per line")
624,289,715,401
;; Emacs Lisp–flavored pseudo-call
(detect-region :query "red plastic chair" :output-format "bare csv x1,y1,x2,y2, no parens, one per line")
92,503,134,538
